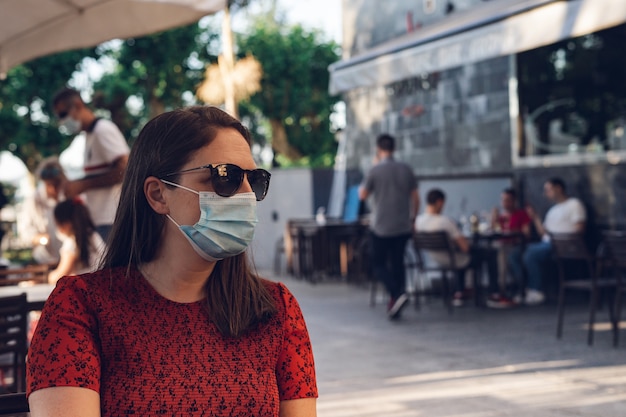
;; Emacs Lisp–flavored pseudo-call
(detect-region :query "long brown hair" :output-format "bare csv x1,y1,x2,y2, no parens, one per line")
101,106,276,337
54,199,97,267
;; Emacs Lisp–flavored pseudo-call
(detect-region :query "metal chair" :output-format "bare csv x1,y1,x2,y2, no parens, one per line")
412,231,464,314
0,392,29,415
600,230,626,347
550,233,618,346
0,294,29,393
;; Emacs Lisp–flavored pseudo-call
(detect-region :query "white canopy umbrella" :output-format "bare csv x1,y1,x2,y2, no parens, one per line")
0,0,226,77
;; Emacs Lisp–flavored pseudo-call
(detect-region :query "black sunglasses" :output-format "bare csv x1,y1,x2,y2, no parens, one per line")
164,163,271,201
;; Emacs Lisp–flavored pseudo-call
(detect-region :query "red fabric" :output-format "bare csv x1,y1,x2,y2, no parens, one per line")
498,209,530,232
27,267,317,416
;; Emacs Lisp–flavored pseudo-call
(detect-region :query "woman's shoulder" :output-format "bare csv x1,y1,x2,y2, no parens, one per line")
54,267,132,300
259,278,303,315
260,278,286,301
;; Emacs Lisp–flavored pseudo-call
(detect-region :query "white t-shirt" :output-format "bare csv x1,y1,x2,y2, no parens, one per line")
84,119,130,226
543,198,586,241
59,231,105,275
415,213,470,268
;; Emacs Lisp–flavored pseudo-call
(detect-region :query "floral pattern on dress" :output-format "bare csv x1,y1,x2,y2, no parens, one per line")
27,267,317,416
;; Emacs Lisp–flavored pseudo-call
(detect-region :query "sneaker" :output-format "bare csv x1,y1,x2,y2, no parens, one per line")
486,293,517,309
524,289,545,306
388,293,409,319
452,290,473,307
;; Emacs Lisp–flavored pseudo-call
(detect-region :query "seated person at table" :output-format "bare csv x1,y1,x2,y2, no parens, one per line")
416,189,500,307
491,188,531,236
509,178,586,305
489,188,531,303
47,198,105,284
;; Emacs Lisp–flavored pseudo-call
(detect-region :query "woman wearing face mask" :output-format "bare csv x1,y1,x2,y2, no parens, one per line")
27,107,318,417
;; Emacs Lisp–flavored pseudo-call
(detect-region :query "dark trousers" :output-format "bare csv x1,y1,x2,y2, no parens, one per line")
370,232,411,300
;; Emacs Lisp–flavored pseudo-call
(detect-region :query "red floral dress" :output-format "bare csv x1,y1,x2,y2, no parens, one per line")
27,267,317,416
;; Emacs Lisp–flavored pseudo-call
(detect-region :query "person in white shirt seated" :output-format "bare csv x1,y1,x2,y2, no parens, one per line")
416,189,499,306
509,177,586,305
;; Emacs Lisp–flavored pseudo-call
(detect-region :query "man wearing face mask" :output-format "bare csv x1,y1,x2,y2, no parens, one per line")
52,88,130,242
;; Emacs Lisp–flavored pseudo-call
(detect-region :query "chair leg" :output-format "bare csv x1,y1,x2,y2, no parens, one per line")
614,289,622,348
370,279,377,307
556,286,566,340
588,288,599,346
441,271,452,314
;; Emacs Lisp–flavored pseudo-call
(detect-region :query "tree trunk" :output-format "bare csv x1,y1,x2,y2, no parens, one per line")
220,5,237,118
269,119,302,161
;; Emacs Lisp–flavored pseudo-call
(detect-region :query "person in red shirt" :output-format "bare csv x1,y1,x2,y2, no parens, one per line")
491,188,531,236
27,106,317,417
486,188,531,308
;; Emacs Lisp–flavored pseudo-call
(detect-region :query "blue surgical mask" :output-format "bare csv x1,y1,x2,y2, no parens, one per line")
161,179,258,262
60,116,82,135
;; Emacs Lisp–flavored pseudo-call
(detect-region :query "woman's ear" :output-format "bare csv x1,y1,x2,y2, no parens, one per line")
144,176,169,214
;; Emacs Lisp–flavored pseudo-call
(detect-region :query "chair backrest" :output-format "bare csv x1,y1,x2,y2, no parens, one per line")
550,233,596,279
549,233,592,261
0,392,29,414
413,231,457,269
0,294,28,393
0,265,49,286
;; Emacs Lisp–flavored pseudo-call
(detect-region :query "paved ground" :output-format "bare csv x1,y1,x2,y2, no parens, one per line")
265,271,626,417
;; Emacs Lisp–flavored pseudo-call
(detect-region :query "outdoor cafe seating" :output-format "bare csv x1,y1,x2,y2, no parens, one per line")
0,293,29,393
551,232,621,347
0,392,28,415
0,263,54,398
599,230,626,347
0,265,49,287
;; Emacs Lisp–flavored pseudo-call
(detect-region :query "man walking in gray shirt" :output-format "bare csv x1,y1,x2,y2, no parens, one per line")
359,134,419,320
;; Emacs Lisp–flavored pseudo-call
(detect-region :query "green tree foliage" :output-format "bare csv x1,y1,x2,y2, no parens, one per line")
237,22,341,167
0,49,95,171
92,23,216,141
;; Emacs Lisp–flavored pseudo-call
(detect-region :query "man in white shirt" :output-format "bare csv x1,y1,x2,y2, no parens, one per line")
52,88,130,242
416,189,499,306
510,178,586,305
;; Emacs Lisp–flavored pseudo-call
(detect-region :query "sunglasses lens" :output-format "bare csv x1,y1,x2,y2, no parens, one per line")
248,169,271,201
212,164,243,197
211,164,271,201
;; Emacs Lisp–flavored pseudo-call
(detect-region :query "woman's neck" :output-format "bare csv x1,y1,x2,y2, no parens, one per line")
139,257,216,303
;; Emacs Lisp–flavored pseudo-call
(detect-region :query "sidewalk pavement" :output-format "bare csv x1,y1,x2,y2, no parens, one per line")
265,271,626,417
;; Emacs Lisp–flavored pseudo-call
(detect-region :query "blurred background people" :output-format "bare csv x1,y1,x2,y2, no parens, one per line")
491,188,531,235
52,88,130,242
490,187,531,303
416,188,500,307
28,157,67,265
359,133,419,320
46,198,105,284
509,178,586,305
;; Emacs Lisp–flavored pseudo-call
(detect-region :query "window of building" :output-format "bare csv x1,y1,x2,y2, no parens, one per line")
516,23,626,165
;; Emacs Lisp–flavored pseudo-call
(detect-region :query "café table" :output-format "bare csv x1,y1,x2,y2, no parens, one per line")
469,230,526,297
285,218,368,282
0,283,55,311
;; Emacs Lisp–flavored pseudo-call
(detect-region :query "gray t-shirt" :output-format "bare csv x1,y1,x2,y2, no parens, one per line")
362,157,417,237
